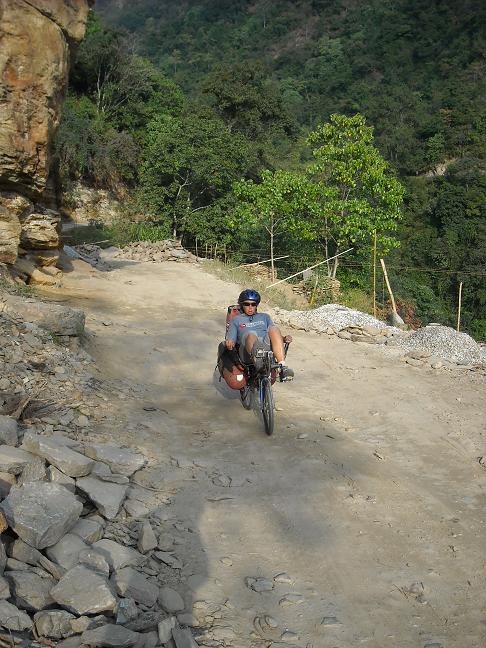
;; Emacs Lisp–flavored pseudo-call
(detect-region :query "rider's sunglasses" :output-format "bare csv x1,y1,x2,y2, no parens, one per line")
242,302,257,307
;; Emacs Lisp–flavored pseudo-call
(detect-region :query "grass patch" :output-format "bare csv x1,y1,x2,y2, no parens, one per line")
204,259,309,311
62,220,170,248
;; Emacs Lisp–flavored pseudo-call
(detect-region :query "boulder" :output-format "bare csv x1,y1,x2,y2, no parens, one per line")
0,0,91,196
17,454,48,489
0,204,21,264
0,472,16,499
48,465,75,492
137,520,158,553
0,446,36,474
0,599,32,631
0,482,82,549
0,415,18,446
70,517,104,544
92,540,146,571
0,577,10,600
158,587,185,613
1,294,85,336
172,627,198,648
83,443,146,477
80,624,140,647
113,567,159,607
28,248,60,266
6,570,56,611
23,432,93,477
79,549,110,576
20,210,60,250
34,609,76,639
46,533,89,570
50,565,117,615
76,476,128,519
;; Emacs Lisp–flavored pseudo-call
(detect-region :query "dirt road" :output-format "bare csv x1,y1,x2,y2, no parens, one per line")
59,259,485,648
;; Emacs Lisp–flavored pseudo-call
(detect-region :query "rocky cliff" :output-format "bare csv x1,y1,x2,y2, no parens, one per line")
0,0,92,279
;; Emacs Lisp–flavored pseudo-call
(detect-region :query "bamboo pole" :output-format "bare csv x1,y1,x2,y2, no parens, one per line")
266,248,353,289
237,255,290,269
373,230,377,318
380,258,397,313
457,281,463,332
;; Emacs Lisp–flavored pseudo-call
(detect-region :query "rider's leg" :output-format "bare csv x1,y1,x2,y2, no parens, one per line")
267,326,285,363
268,326,294,380
244,333,258,357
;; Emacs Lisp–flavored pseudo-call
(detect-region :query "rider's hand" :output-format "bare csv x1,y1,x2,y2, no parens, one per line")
284,335,293,343
225,339,235,350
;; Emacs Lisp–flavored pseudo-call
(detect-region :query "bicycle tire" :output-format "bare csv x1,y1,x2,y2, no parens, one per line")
261,377,274,436
240,386,252,410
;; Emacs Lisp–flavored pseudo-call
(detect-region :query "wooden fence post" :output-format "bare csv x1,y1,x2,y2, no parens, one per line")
457,281,463,332
373,230,377,318
380,258,397,314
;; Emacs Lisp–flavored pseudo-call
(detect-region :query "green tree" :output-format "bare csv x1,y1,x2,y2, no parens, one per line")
234,170,316,281
138,109,253,239
307,114,404,277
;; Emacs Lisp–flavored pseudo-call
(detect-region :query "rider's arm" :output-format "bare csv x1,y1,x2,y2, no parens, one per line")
225,320,237,349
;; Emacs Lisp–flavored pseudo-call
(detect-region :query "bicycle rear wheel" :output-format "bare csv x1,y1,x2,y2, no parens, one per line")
261,377,274,436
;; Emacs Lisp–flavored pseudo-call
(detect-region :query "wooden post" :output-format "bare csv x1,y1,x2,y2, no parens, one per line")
195,238,198,258
224,245,227,264
214,243,218,260
372,230,377,318
457,281,463,332
380,258,397,313
205,243,208,257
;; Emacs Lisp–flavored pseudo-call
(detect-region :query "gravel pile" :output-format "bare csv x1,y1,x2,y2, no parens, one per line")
395,325,486,365
275,303,400,333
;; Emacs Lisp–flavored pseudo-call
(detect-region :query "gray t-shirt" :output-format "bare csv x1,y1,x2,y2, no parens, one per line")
227,312,274,344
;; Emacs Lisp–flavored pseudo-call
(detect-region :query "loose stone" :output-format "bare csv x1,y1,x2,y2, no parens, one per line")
80,624,140,647
0,482,82,549
158,586,185,613
6,570,55,610
50,565,117,615
114,567,159,607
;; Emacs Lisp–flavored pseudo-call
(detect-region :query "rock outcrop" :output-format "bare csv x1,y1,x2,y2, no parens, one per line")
0,0,92,267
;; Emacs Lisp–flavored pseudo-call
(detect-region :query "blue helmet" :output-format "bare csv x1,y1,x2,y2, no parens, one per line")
238,289,261,305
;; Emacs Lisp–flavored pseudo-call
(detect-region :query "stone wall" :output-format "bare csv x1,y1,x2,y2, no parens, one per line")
0,0,92,270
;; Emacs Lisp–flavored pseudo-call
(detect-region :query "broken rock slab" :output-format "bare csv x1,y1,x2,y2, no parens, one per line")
138,520,157,553
83,443,146,477
158,587,185,613
50,565,117,615
6,570,55,611
0,599,32,631
22,432,93,477
81,624,140,647
92,540,146,571
34,609,76,640
45,533,89,570
0,415,18,446
1,294,85,336
0,482,83,549
76,475,128,519
0,445,35,475
70,516,104,544
172,626,198,648
114,567,159,607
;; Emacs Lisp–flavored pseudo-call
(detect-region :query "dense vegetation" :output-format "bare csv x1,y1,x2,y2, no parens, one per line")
54,1,485,338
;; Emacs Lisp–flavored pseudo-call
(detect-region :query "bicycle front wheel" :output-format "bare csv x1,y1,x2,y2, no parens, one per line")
240,386,252,410
260,377,274,436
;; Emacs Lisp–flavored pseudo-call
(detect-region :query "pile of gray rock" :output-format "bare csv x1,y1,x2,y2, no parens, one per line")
274,305,485,370
115,240,199,264
0,303,204,647
74,241,199,269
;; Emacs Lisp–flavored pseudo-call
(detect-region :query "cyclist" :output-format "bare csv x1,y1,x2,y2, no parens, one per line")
225,289,294,381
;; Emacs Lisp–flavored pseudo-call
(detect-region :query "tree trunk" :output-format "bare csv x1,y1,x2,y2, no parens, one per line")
270,223,275,283
331,248,339,279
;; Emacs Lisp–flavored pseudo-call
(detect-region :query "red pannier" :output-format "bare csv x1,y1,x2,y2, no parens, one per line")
217,341,247,390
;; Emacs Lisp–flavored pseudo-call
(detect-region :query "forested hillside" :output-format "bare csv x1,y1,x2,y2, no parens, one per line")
55,1,485,337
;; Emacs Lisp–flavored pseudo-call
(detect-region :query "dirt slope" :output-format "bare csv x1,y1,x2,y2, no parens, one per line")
57,259,485,648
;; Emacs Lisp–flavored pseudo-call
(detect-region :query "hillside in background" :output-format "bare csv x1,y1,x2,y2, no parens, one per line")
57,1,485,337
